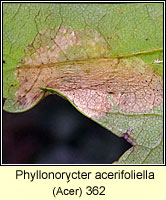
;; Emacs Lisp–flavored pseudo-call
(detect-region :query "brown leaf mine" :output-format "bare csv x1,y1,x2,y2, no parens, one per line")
15,27,163,118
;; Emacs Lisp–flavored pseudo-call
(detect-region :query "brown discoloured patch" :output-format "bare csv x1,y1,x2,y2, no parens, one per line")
111,60,163,113
19,27,110,67
15,27,163,118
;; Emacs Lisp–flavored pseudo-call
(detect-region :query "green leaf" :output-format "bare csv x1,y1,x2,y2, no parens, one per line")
3,3,163,164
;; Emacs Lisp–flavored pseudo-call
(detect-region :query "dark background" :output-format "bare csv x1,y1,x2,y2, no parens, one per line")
3,94,131,164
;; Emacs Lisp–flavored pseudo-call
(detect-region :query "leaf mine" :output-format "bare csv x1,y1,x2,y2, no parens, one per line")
3,3,164,164
12,27,163,118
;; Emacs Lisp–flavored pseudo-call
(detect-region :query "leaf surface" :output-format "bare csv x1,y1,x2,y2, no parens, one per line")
3,3,163,164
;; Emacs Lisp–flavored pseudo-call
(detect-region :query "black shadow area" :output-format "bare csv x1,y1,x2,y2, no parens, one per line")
2,95,132,164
